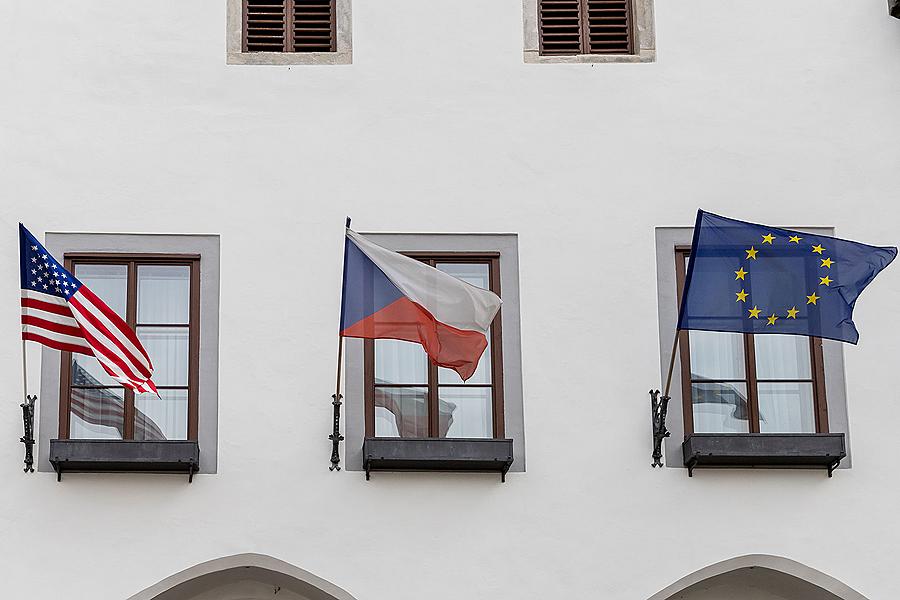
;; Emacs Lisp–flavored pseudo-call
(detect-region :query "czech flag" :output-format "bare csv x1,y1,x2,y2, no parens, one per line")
339,229,502,381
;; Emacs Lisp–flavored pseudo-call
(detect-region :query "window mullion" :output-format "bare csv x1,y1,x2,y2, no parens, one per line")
744,334,760,433
285,0,294,53
578,0,589,54
427,259,439,437
123,260,137,440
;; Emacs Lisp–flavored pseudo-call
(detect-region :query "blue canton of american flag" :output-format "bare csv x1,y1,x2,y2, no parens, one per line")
19,224,157,394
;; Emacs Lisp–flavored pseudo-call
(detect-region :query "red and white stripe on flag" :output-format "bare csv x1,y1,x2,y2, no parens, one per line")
21,288,158,394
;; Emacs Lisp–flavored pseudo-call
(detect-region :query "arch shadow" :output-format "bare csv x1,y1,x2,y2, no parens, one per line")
646,554,869,600
127,553,359,600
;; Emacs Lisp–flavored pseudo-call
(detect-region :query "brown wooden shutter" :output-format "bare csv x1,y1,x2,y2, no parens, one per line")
538,0,633,56
243,0,336,53
292,0,336,52
244,0,286,52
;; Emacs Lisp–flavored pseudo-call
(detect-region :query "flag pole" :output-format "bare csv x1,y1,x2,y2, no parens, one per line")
329,217,351,471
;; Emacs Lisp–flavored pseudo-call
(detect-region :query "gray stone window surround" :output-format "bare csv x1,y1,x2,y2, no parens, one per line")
37,233,221,474
523,0,656,63
344,232,526,473
655,226,852,469
226,0,352,65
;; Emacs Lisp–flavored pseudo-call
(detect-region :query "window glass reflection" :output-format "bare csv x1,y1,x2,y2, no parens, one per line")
436,263,489,290
374,387,428,438
758,383,815,433
135,389,188,440
138,265,190,324
754,335,811,380
137,327,189,386
375,339,427,385
439,387,492,438
692,382,750,433
689,330,745,380
74,264,127,318
69,387,125,439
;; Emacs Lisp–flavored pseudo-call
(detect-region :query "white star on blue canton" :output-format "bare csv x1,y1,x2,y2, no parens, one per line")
30,281,35,286
30,246,37,251
42,284,48,290
30,257,36,263
40,254,47,259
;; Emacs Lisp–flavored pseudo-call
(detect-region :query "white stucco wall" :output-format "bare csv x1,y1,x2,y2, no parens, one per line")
1,1,899,599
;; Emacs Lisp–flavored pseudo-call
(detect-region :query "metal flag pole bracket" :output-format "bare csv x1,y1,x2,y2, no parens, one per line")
649,390,669,468
650,330,679,468
20,395,36,473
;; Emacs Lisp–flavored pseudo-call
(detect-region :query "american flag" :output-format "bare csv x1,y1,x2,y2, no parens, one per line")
19,224,157,394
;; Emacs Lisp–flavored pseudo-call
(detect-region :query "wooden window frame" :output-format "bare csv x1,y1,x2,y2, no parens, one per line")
363,253,505,439
57,253,201,442
675,247,829,436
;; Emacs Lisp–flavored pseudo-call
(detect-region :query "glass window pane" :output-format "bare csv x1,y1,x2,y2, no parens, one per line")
374,387,428,438
135,389,188,441
137,327,189,386
439,387,492,438
74,264,127,318
691,382,750,433
138,265,190,324
758,383,816,433
69,387,125,439
439,337,491,384
375,339,427,385
436,263,490,290
754,335,812,380
688,331,745,380
71,354,119,387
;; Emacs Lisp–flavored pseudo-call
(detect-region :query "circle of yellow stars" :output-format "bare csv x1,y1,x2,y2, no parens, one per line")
733,233,835,326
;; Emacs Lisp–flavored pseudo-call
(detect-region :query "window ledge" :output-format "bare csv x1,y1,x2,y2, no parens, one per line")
226,51,352,66
682,433,846,477
362,438,513,481
49,439,199,482
523,49,656,64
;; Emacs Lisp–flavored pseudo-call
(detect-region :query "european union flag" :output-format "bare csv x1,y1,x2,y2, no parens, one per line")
678,210,897,344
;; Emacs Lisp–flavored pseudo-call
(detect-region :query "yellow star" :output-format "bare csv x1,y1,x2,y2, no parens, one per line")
789,235,802,244
787,306,799,319
735,267,748,280
812,244,825,255
766,313,779,326
807,292,820,305
748,305,762,319
761,233,776,244
735,289,748,302
819,275,832,286
745,246,759,260
820,257,834,268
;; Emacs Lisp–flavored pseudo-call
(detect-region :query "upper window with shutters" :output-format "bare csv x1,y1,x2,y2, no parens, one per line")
523,0,655,63
227,0,351,65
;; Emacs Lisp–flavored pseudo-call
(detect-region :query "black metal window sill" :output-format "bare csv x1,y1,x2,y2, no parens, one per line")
363,437,513,481
682,433,846,477
49,439,200,482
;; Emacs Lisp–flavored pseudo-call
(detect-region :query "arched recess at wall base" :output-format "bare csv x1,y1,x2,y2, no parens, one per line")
127,553,359,600
646,554,869,600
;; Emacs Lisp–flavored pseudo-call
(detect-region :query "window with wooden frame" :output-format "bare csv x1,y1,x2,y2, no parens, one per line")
243,0,336,53
58,254,200,442
675,248,829,435
538,0,634,56
364,255,504,440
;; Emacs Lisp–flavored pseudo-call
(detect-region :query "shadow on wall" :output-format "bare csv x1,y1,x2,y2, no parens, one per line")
126,553,359,600
647,555,868,600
